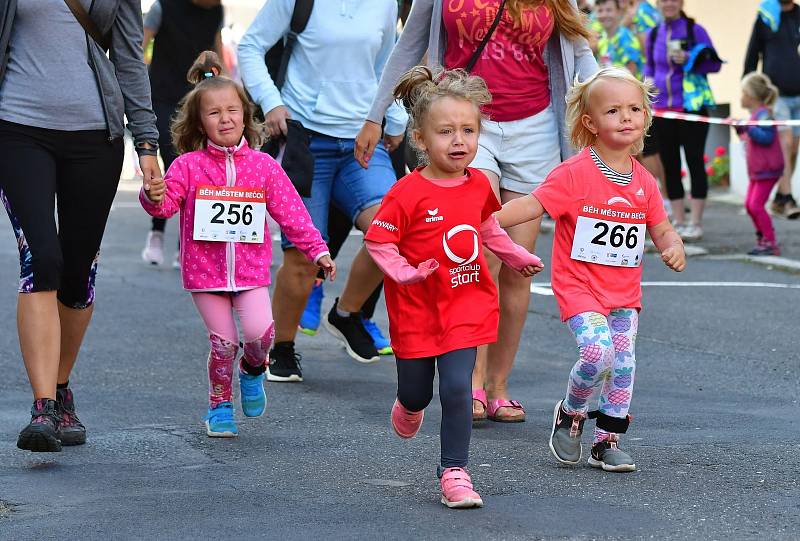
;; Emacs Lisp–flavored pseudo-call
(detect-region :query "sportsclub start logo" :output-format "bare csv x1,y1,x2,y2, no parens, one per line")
442,224,481,289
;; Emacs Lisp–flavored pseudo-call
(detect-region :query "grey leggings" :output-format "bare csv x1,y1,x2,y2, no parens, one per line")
395,347,477,469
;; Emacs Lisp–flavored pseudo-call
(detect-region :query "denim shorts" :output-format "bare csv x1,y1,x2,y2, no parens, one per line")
774,95,800,137
281,133,395,250
470,103,561,194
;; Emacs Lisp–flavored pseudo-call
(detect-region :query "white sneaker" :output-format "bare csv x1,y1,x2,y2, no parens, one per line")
172,250,181,269
680,224,703,241
141,231,165,265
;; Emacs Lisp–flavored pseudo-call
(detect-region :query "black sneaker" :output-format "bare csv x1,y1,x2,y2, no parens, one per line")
267,342,303,382
56,387,86,446
783,196,800,220
17,399,62,452
323,298,380,364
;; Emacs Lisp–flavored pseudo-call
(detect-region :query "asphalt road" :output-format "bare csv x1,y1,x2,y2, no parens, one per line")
0,188,798,540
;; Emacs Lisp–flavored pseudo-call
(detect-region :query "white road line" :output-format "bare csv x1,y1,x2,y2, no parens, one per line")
530,281,800,295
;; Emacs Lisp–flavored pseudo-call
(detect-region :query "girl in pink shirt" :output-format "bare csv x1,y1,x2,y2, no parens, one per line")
497,67,685,472
142,52,335,438
366,66,543,508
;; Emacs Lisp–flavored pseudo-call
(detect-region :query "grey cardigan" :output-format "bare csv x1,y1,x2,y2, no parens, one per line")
0,0,157,147
367,0,599,160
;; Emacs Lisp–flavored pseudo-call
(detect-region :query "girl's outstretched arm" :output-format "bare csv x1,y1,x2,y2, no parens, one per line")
481,216,544,276
495,194,546,229
365,241,438,285
649,219,685,272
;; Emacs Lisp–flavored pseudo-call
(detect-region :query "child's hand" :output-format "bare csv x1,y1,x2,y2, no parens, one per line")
661,244,686,272
416,258,439,279
520,261,544,277
145,176,166,204
318,255,336,281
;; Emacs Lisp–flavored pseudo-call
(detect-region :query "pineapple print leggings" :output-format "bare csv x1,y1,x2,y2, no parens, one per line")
564,309,638,444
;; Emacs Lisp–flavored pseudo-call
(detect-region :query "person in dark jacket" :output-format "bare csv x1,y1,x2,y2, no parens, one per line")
140,0,224,267
744,0,800,219
0,0,160,452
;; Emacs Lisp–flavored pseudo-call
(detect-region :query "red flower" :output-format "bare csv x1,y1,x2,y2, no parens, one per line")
703,155,709,163
681,168,687,177
706,166,715,176
715,146,726,157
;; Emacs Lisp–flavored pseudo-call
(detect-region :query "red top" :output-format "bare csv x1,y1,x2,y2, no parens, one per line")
365,168,502,359
532,148,668,321
442,0,553,122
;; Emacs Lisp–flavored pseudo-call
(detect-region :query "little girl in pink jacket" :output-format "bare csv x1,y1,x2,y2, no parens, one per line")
141,52,334,437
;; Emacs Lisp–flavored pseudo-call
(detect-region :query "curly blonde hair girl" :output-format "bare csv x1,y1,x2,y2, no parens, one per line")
393,66,492,157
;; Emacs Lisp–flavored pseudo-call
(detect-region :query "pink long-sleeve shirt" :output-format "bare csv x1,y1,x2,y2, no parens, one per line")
140,138,328,291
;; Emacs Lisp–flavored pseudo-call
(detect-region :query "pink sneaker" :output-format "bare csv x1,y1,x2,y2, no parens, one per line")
390,399,423,439
440,467,483,509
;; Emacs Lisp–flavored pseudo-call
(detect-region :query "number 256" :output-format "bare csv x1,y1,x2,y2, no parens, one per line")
210,203,254,226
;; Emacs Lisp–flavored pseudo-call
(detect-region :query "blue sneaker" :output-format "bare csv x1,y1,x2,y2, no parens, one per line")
238,370,266,417
204,402,238,438
362,317,393,355
299,280,324,336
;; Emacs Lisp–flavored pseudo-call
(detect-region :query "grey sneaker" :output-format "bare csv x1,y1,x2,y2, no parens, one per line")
588,436,636,472
548,400,585,465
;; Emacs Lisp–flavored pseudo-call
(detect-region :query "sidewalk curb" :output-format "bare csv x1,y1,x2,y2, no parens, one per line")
701,253,800,273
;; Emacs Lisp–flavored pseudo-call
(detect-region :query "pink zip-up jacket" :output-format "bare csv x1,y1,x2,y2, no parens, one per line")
140,138,328,292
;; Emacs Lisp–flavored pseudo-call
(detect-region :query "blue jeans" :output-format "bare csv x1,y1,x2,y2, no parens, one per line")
775,95,800,138
282,134,395,249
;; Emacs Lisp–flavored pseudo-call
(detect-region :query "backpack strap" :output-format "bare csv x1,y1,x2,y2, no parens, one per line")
465,0,507,73
647,24,658,73
289,0,314,35
274,0,314,90
63,0,110,52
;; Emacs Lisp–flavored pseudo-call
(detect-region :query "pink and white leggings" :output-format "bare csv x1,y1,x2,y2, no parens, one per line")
191,287,274,407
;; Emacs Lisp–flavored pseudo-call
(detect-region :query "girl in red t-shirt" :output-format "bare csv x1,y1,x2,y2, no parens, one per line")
365,67,543,508
497,67,685,472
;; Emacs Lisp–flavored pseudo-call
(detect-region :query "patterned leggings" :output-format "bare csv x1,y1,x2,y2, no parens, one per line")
564,309,638,444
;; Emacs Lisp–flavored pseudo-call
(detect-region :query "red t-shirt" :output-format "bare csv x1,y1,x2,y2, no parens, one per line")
533,148,668,321
442,0,554,122
365,168,502,359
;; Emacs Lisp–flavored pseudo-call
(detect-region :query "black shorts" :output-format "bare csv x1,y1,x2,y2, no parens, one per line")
0,120,123,308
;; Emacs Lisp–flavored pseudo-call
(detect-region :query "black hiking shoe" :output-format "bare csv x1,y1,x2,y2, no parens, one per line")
323,298,380,364
17,399,62,452
267,342,303,382
56,387,86,446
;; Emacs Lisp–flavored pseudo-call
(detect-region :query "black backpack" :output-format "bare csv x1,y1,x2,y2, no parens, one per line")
265,0,314,91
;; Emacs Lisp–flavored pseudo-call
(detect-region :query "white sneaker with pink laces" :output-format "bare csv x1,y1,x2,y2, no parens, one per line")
390,399,423,439
440,467,483,509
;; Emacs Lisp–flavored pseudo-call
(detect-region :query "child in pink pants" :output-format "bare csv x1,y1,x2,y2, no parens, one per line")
739,73,785,256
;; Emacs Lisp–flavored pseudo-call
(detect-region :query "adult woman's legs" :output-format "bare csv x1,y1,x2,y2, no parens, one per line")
55,132,123,383
486,189,540,419
470,170,538,421
679,115,709,227
653,116,686,223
